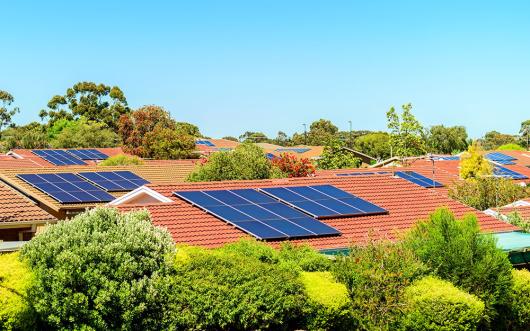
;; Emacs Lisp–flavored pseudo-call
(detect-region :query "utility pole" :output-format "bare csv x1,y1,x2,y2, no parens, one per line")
303,123,307,145
348,120,352,148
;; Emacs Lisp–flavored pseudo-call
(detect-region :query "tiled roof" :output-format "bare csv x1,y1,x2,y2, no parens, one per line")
0,181,55,224
498,206,530,219
0,162,196,213
9,147,129,166
195,139,240,155
119,174,517,249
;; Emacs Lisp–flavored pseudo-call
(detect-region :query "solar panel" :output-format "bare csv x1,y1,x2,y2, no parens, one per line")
196,140,215,147
395,171,444,188
32,150,86,166
259,185,388,219
174,188,341,240
67,149,109,160
275,148,311,154
432,156,460,161
78,171,150,191
17,173,115,203
493,166,528,180
485,152,516,165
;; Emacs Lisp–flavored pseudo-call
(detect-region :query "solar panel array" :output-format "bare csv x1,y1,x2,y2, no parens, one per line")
486,152,516,165
78,171,150,191
196,140,215,147
32,150,87,166
174,188,340,240
395,171,444,188
336,171,390,177
67,149,108,160
259,185,388,219
275,148,311,154
17,173,115,203
493,166,528,180
433,156,460,161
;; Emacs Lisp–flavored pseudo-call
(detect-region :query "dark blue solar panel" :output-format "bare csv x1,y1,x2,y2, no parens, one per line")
32,150,86,166
173,188,341,240
67,149,109,160
486,152,516,161
395,171,444,188
275,148,310,153
260,185,388,219
78,171,149,191
493,166,528,180
17,173,114,203
196,140,215,147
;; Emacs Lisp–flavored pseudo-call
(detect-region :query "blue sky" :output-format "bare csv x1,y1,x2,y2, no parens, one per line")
1,1,529,139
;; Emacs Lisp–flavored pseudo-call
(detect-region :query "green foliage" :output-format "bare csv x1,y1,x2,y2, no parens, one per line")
354,132,391,159
239,131,270,143
448,177,529,210
222,136,239,142
509,269,530,330
40,81,129,130
277,243,332,272
425,125,468,154
188,143,273,181
318,139,361,169
21,208,176,330
0,90,20,138
520,120,530,148
505,212,530,233
459,142,492,179
497,143,525,151
271,153,315,178
98,154,144,166
0,122,49,151
402,276,485,331
172,246,307,330
404,208,514,328
118,105,196,159
175,121,201,137
292,119,339,146
333,239,427,330
480,131,518,150
301,271,355,331
49,117,118,148
0,253,35,331
387,103,426,157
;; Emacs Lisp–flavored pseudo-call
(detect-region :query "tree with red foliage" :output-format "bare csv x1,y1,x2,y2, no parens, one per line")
271,153,315,178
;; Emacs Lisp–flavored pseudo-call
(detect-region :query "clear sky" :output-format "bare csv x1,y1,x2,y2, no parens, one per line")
2,1,529,139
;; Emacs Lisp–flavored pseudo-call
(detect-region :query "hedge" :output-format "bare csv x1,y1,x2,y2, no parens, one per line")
402,276,485,331
509,269,530,330
300,271,355,330
0,252,35,330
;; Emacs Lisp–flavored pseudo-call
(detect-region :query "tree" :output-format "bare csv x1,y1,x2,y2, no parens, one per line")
318,139,360,169
273,131,291,146
353,132,391,160
239,131,270,143
118,105,196,159
0,122,49,151
292,119,339,146
222,136,239,142
50,117,118,148
0,90,20,139
175,122,201,137
40,82,129,130
480,131,517,150
404,208,514,328
459,142,492,179
188,143,276,181
387,103,425,157
271,153,315,177
519,120,530,149
21,208,176,330
425,125,468,154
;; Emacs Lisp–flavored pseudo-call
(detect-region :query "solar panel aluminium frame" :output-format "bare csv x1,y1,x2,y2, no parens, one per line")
493,166,528,179
32,149,87,166
174,189,341,240
259,185,388,219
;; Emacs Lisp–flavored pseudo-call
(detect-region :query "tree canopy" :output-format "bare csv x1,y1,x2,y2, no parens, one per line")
49,117,118,148
0,90,20,139
387,103,425,157
292,119,339,146
318,139,360,169
480,131,518,150
354,132,391,160
425,125,468,154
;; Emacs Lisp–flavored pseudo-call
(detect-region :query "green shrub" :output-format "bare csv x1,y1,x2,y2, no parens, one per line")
497,143,525,151
506,212,530,233
278,242,332,272
333,239,427,330
21,208,176,330
172,249,307,330
402,276,485,331
188,143,274,181
509,269,530,330
99,153,143,166
0,253,35,330
301,271,355,331
404,208,514,329
218,239,279,264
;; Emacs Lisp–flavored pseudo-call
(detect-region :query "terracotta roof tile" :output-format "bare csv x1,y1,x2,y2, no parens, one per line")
0,182,55,224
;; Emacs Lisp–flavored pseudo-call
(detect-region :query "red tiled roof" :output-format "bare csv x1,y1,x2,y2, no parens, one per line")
0,181,56,224
9,147,129,166
119,174,517,249
498,206,530,219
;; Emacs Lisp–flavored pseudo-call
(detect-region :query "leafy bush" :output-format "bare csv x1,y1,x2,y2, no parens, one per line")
278,242,332,272
301,271,355,331
50,117,118,148
333,239,427,330
172,248,307,330
448,177,529,210
404,208,514,328
402,276,485,331
218,239,279,263
318,139,361,169
271,153,315,178
506,212,530,233
508,269,530,330
459,142,492,179
21,208,176,330
98,153,143,166
0,253,35,330
188,143,274,181
497,143,525,151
